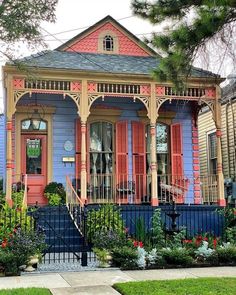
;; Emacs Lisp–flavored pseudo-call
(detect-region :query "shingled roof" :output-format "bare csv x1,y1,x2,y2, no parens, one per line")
12,50,219,78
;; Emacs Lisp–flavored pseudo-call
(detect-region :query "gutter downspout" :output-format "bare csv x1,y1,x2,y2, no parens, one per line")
225,100,231,178
230,98,236,179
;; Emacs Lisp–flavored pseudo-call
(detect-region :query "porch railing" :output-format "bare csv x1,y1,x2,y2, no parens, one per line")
12,173,28,207
66,175,85,235
71,174,218,205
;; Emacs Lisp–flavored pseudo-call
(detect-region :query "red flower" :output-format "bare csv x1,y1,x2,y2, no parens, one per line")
133,240,144,248
139,241,143,248
1,241,8,248
213,238,217,249
203,237,208,241
133,240,139,247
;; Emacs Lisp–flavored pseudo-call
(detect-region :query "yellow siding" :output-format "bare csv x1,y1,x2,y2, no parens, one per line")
198,100,236,179
198,109,216,176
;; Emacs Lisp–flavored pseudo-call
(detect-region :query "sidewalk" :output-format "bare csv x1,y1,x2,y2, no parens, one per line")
0,267,235,295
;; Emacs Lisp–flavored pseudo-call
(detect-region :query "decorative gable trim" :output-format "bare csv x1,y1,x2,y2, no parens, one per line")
57,15,156,57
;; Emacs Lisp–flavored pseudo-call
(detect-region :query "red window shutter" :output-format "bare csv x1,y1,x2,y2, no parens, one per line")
75,119,82,179
116,121,128,184
132,121,146,203
171,123,183,177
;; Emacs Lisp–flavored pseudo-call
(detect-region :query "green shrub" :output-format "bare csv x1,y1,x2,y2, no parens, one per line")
12,191,24,208
0,250,18,274
86,204,125,242
44,182,66,204
206,251,219,266
161,248,194,266
111,246,138,269
225,227,236,245
0,205,33,242
151,209,165,248
92,229,127,250
93,247,111,267
216,245,236,264
45,192,61,206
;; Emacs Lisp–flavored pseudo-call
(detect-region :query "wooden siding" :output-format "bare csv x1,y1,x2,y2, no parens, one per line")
198,100,236,179
0,115,5,179
221,101,236,178
20,94,78,186
198,109,216,176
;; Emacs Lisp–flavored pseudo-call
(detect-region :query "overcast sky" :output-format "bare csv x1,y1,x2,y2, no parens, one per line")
0,0,235,112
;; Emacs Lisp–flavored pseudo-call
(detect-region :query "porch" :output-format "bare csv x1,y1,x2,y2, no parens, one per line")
4,76,225,207
68,173,218,205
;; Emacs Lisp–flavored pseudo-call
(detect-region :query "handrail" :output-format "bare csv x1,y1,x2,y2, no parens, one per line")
66,175,85,236
22,174,28,209
66,176,84,207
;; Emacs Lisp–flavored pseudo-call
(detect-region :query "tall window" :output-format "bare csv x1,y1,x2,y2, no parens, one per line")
208,132,217,174
103,35,114,51
146,123,169,175
89,122,113,175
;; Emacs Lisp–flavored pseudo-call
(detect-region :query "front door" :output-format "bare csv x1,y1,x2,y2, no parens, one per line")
21,135,47,205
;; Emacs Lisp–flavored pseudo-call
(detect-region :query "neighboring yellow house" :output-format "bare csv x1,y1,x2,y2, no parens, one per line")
198,80,236,203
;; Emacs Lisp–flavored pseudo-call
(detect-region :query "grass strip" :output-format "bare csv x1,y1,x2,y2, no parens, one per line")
114,277,236,295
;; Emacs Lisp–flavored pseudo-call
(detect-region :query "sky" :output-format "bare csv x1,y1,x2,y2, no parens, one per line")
0,0,235,112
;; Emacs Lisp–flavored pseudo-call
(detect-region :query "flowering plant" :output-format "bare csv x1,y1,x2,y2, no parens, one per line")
2,227,46,268
133,240,143,248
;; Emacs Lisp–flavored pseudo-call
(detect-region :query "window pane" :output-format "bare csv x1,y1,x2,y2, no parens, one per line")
103,35,114,51
157,154,168,175
26,139,42,174
90,123,102,152
102,122,113,151
209,133,217,159
156,123,168,153
22,119,47,131
90,122,113,177
146,125,151,153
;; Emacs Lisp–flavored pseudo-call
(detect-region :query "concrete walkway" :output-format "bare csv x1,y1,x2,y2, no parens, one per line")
0,267,235,294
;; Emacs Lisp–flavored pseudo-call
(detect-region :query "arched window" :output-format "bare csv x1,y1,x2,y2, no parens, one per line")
103,35,114,52
21,119,47,131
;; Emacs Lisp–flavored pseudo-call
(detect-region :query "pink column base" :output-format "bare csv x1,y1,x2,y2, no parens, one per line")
218,199,226,207
151,198,159,206
194,198,202,205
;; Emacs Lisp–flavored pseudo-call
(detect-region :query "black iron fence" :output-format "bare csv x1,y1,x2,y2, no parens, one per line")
0,204,228,266
86,204,225,246
0,208,35,234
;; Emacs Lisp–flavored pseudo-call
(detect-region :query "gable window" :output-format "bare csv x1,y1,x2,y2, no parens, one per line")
103,35,114,51
208,132,217,175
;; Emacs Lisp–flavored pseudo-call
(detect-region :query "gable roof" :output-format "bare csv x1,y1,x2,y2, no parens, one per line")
56,15,157,57
6,15,221,80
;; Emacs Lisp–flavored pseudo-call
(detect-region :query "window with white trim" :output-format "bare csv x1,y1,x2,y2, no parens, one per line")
208,132,217,175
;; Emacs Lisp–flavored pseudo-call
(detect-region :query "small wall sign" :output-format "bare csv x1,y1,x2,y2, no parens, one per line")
64,140,73,152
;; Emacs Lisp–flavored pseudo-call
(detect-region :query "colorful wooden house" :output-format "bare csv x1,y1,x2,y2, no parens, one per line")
1,16,226,206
